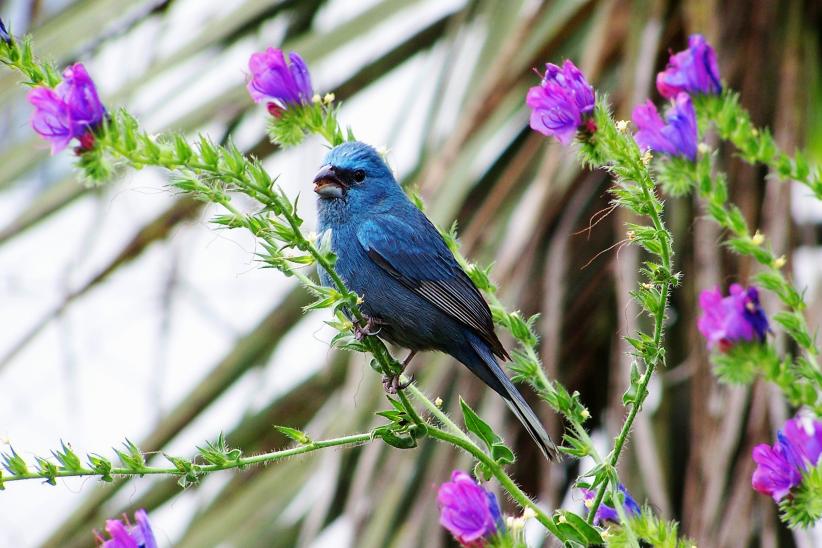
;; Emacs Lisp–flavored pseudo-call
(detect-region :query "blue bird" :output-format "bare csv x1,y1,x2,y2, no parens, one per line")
313,141,558,460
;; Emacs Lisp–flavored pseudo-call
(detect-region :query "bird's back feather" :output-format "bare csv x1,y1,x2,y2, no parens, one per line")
357,214,509,360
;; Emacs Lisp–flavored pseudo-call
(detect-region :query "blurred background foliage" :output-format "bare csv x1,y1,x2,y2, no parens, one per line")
0,0,821,546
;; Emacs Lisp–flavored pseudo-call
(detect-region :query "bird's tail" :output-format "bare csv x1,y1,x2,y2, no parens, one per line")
461,336,560,461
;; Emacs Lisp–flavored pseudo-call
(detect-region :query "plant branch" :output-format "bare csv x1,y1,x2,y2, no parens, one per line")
0,432,373,487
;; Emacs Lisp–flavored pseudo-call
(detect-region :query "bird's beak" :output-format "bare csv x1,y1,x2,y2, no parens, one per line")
313,164,346,199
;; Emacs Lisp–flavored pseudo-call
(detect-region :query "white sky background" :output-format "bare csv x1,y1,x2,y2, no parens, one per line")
0,0,821,546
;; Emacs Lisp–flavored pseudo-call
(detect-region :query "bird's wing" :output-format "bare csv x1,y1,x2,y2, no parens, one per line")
357,215,509,360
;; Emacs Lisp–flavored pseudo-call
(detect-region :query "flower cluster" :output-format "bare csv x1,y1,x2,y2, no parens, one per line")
752,416,822,501
437,470,505,546
631,34,721,160
523,34,720,155
697,284,769,351
525,60,595,144
247,48,313,115
581,484,641,525
94,509,157,548
27,63,105,154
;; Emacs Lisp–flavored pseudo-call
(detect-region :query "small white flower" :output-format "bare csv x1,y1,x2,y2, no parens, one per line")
506,516,526,530
323,92,335,104
312,94,321,104
616,120,629,132
751,231,764,245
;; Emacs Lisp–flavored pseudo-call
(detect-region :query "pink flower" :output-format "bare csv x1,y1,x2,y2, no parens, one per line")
581,484,641,524
27,63,105,154
697,284,769,351
657,34,721,99
752,416,822,502
246,48,313,108
632,93,697,161
526,60,595,145
437,470,503,546
95,509,157,548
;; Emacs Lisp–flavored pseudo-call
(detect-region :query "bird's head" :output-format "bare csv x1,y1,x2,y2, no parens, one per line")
313,141,399,212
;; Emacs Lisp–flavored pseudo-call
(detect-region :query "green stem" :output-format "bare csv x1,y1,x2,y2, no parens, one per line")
587,169,672,524
2,432,373,485
407,383,470,440
397,385,426,428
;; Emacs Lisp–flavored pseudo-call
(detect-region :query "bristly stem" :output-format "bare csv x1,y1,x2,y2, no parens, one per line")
407,384,471,441
1,432,374,486
581,102,675,525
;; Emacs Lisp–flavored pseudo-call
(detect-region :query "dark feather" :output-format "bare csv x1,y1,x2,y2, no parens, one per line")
358,217,509,360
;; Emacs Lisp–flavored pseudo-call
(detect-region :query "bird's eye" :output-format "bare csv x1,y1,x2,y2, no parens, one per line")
353,169,366,182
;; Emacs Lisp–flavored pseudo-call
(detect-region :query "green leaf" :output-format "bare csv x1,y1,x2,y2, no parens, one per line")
459,397,515,465
114,439,146,471
553,520,588,544
35,457,58,486
556,511,603,544
2,448,29,476
51,441,83,471
87,454,113,482
274,426,312,445
375,427,417,449
779,461,822,528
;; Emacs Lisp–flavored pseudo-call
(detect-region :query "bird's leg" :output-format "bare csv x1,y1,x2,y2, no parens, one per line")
401,350,417,370
382,350,417,394
353,315,382,340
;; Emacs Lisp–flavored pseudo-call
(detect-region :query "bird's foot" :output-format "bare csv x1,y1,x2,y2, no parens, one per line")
382,373,414,394
353,316,381,340
381,350,418,393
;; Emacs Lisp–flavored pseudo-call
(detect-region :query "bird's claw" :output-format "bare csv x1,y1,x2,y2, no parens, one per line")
382,373,414,394
354,316,381,340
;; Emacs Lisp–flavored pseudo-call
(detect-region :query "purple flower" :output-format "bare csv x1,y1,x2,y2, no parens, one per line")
581,484,641,525
752,416,822,501
632,92,698,161
437,470,503,546
27,63,105,154
657,34,722,99
697,284,769,351
95,509,158,548
0,18,10,43
247,48,313,110
526,60,595,145
781,416,822,472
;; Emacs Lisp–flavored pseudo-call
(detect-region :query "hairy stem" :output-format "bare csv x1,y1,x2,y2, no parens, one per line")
1,432,373,485
584,110,674,525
